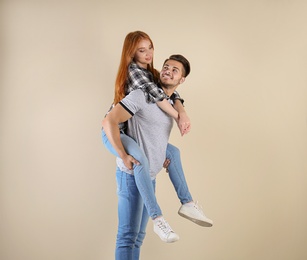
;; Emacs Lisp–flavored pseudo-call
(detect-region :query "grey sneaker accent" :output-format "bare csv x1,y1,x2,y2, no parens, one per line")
178,201,213,227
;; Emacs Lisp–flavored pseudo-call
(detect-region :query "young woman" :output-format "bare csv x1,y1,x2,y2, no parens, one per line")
102,31,212,257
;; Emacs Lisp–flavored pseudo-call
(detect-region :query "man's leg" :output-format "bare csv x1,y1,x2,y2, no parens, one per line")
115,168,144,260
103,130,179,241
133,202,150,260
102,129,162,218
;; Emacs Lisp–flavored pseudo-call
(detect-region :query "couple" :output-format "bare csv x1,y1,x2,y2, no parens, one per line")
102,31,212,260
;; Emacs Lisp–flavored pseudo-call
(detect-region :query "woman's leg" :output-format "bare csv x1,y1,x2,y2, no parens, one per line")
102,129,162,219
115,168,144,260
166,143,213,227
103,130,180,240
166,143,193,204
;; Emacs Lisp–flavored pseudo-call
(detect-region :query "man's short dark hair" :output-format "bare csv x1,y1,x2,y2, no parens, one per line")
164,54,191,77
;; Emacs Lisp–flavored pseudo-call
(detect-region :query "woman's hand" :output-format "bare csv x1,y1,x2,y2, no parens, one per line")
177,112,191,136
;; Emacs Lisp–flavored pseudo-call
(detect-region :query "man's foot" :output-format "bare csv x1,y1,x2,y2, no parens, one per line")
178,201,213,227
153,216,179,243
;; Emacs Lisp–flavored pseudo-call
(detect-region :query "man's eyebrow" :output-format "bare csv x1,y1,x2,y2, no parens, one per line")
164,63,180,71
170,65,180,71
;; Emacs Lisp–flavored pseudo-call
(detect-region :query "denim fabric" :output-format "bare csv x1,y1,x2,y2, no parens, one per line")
166,143,193,204
102,130,193,259
115,168,152,260
102,129,162,219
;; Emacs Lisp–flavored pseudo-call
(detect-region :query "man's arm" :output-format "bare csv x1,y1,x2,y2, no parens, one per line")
173,99,191,136
102,103,139,169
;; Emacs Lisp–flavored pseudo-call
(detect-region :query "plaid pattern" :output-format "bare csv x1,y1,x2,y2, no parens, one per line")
126,62,184,104
104,62,184,132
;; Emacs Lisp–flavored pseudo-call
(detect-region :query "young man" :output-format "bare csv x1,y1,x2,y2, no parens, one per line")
102,55,212,260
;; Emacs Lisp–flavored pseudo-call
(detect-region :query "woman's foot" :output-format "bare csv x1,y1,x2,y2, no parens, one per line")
178,201,213,227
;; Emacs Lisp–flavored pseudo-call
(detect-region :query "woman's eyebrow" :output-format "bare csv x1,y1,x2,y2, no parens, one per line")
137,44,152,51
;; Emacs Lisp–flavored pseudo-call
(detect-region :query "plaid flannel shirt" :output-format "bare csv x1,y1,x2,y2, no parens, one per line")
126,62,184,104
104,62,184,132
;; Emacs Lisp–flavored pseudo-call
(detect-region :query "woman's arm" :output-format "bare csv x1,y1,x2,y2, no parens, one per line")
173,99,191,136
128,63,179,119
157,99,179,120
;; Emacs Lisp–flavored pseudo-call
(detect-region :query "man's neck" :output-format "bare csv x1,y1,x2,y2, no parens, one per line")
161,86,178,97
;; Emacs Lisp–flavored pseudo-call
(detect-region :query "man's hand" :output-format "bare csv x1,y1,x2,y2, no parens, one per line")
163,158,171,173
122,154,140,170
177,112,191,136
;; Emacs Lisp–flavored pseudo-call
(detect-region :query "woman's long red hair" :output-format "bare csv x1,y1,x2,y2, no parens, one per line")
113,31,159,104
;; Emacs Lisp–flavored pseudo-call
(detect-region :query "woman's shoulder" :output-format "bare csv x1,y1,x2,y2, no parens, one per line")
129,62,147,72
129,62,138,69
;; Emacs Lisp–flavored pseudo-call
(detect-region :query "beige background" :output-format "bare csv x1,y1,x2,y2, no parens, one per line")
1,1,307,260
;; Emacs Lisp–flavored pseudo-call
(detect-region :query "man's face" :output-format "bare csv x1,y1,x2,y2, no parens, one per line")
160,59,185,88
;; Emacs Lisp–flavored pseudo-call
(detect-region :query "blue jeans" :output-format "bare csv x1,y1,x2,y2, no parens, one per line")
102,129,162,219
101,129,193,212
102,130,193,259
165,143,193,204
115,168,152,260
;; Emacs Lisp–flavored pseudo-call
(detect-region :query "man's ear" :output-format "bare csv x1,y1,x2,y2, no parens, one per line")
179,77,186,84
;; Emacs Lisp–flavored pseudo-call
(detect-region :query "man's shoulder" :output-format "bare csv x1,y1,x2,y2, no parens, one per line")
121,89,147,107
125,89,145,99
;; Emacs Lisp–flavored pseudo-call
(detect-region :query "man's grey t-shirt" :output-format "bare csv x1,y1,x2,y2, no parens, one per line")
116,89,173,180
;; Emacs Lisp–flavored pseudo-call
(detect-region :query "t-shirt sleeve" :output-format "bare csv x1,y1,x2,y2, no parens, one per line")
119,89,146,115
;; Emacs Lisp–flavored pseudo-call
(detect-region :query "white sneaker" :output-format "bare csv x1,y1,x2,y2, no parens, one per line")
178,201,213,227
153,217,179,243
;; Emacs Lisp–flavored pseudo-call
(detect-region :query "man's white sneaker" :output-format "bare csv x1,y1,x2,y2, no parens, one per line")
178,201,213,227
153,217,179,243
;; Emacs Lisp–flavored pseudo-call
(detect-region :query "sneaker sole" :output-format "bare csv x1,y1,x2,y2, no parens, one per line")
178,211,213,227
154,230,180,243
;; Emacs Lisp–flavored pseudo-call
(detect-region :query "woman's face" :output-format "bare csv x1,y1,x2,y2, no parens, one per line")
133,39,154,69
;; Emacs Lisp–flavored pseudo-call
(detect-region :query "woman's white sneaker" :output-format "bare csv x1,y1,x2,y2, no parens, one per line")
178,201,213,227
153,217,179,243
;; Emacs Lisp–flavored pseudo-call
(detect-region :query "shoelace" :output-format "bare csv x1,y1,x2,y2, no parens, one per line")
193,201,205,215
156,219,173,234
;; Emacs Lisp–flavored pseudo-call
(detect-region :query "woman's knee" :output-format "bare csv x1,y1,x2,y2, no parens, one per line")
167,143,180,158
